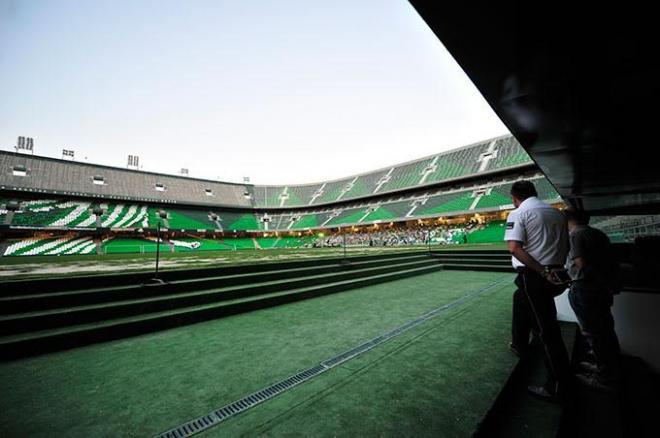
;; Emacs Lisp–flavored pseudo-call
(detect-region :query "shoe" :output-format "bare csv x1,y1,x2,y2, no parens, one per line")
527,385,562,403
575,373,618,393
578,361,599,374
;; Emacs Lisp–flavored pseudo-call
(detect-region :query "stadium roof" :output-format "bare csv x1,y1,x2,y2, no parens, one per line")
410,2,660,214
1,134,534,209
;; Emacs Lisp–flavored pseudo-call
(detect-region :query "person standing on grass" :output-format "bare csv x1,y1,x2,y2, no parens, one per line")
564,208,621,392
504,180,571,402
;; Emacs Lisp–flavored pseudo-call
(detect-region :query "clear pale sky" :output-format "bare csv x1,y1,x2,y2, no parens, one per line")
0,0,508,185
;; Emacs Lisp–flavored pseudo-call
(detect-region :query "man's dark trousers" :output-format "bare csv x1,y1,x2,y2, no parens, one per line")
513,268,571,392
569,282,620,379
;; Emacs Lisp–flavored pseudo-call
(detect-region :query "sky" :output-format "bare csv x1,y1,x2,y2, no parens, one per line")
0,0,508,185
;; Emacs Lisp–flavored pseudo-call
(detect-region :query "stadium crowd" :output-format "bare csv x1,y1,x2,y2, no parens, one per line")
310,222,479,247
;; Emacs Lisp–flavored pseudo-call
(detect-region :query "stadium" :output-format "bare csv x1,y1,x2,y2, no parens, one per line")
2,2,660,438
0,134,559,258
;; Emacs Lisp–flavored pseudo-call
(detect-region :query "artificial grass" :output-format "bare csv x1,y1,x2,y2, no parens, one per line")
0,270,515,437
209,276,518,437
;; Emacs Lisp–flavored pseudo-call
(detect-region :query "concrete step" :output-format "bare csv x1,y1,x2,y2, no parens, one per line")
0,250,430,296
0,254,431,314
0,263,442,361
0,258,439,335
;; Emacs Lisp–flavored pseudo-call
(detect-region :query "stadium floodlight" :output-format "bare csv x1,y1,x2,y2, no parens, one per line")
62,149,75,160
16,136,34,154
127,154,140,169
180,168,189,176
243,176,250,183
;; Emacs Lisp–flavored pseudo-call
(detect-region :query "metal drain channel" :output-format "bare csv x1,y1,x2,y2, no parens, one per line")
155,276,510,438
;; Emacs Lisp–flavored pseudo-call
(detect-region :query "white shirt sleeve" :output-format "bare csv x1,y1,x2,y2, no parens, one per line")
504,209,525,242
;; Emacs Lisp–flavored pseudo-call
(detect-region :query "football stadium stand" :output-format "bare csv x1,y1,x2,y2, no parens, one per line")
0,151,252,207
248,142,514,209
0,134,532,210
1,134,558,256
0,175,558,234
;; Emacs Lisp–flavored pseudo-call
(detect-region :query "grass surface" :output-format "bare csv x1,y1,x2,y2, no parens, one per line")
0,270,516,437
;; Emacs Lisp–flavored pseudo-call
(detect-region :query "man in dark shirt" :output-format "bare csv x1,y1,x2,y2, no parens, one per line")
565,208,621,391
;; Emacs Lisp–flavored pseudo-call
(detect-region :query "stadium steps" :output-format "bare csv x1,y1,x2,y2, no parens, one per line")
0,250,428,295
431,249,514,272
0,258,439,334
0,253,431,314
0,253,442,360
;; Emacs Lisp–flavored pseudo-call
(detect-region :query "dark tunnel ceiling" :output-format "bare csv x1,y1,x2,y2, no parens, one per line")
410,2,660,214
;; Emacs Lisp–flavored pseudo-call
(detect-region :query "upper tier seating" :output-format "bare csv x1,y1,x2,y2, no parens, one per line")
487,136,532,169
1,135,534,210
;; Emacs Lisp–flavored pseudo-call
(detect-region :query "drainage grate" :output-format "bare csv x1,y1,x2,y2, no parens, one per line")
155,276,510,438
321,276,509,369
156,364,328,438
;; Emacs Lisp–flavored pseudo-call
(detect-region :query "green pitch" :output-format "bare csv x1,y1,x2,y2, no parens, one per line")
0,270,516,437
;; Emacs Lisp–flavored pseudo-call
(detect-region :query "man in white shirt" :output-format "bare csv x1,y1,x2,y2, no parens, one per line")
504,180,571,401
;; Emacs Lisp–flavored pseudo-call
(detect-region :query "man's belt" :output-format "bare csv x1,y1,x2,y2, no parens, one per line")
516,265,564,273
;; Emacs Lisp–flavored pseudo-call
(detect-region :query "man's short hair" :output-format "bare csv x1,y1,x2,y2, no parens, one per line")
510,180,538,200
564,208,590,225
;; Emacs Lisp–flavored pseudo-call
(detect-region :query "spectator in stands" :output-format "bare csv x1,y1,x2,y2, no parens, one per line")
564,208,621,391
504,180,571,402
